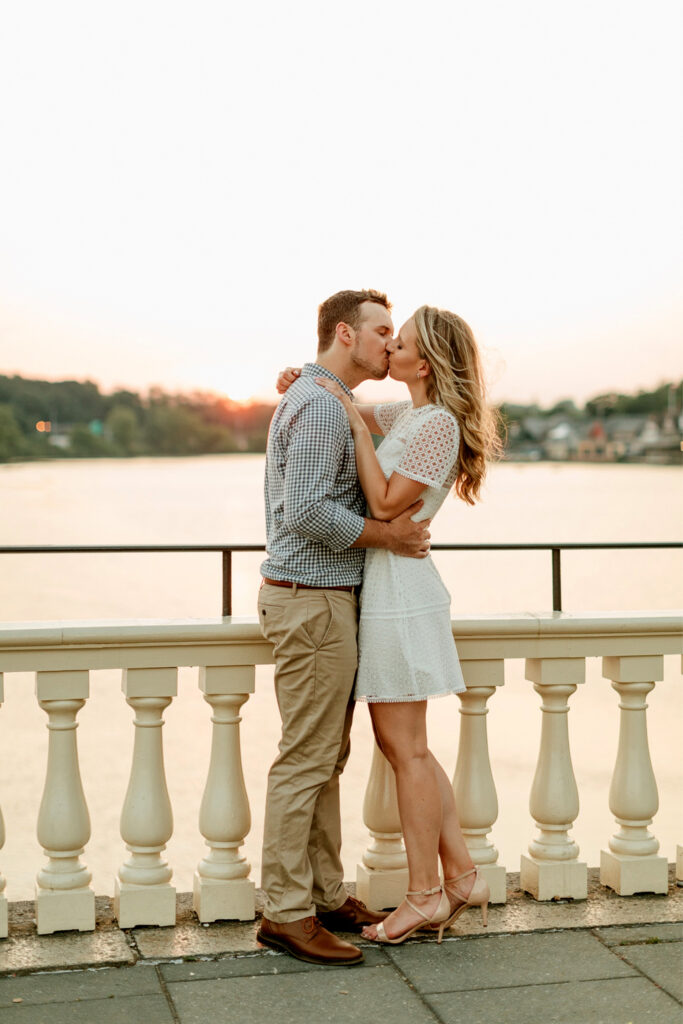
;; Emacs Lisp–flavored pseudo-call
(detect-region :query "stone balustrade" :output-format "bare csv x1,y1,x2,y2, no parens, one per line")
0,611,680,937
0,672,6,938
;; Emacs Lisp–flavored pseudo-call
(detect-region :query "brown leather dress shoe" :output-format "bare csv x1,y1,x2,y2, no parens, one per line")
317,895,387,933
256,915,364,966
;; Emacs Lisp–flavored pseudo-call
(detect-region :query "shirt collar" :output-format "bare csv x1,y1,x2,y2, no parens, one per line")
301,363,355,400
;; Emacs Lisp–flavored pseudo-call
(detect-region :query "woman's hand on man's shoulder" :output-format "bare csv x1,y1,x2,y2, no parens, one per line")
276,367,301,394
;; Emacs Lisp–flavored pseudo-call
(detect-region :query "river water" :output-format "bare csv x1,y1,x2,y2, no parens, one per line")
0,457,681,900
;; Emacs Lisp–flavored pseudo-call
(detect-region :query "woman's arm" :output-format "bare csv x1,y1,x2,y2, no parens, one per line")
316,378,424,520
355,405,382,434
277,367,382,432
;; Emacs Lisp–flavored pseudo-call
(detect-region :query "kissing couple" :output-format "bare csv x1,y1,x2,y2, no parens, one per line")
257,289,500,965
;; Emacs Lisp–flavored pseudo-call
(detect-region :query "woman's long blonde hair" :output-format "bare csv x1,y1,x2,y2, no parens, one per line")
413,305,502,505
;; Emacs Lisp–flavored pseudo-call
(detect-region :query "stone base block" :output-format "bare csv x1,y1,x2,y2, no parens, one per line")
356,865,408,911
477,863,508,904
35,886,95,934
192,873,255,922
676,845,683,887
114,879,176,928
600,850,668,896
520,855,587,901
0,895,7,939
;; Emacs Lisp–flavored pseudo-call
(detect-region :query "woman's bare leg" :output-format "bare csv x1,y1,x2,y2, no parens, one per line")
429,753,475,898
361,701,443,939
363,706,477,939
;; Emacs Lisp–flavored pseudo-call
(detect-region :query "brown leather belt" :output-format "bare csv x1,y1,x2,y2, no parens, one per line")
262,577,358,593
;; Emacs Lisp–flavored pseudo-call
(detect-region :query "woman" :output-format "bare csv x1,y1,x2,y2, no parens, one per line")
278,305,501,944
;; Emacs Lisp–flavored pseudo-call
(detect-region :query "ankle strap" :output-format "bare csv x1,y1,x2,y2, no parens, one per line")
406,884,442,897
448,868,476,884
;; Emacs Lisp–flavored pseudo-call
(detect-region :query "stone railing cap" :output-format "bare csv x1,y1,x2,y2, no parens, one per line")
0,611,680,650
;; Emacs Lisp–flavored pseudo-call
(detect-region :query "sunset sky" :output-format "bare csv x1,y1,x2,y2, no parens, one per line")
1,0,681,407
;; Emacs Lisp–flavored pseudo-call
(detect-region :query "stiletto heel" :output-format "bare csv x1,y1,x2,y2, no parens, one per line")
428,867,490,940
370,885,450,945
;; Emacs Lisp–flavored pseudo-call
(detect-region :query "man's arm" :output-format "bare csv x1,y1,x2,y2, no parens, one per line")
282,399,367,551
351,502,431,559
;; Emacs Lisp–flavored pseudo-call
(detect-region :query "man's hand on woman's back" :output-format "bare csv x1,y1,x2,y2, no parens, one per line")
386,501,431,558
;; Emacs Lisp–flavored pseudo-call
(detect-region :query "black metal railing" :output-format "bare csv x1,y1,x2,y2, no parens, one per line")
1,542,680,615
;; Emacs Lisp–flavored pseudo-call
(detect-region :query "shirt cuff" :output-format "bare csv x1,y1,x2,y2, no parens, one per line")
325,508,365,551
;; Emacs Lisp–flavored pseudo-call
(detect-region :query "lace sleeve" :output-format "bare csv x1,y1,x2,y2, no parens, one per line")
373,401,412,435
395,409,460,489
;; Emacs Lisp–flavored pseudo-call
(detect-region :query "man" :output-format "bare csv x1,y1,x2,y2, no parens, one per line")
256,289,431,966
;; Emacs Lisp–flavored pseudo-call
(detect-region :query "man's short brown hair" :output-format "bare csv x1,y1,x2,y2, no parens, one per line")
317,289,391,353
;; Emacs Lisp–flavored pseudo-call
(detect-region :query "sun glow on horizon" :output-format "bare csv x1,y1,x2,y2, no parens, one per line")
0,1,681,405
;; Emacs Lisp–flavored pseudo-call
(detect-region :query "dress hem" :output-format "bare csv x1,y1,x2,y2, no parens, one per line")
356,688,465,703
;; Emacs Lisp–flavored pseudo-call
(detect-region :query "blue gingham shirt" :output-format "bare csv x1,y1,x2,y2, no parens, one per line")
260,363,366,585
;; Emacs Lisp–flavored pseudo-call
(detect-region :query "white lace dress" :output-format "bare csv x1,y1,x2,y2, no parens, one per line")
355,401,466,702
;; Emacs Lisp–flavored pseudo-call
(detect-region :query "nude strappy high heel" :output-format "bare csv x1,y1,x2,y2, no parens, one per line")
433,866,490,941
372,884,450,945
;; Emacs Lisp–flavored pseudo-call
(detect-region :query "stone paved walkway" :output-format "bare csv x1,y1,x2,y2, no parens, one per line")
1,872,681,1024
0,921,681,1024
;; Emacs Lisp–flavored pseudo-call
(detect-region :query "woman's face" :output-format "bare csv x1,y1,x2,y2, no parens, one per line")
386,318,426,382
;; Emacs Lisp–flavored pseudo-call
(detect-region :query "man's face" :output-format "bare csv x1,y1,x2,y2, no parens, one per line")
349,301,393,380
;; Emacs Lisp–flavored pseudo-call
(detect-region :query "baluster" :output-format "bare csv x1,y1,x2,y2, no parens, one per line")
454,660,506,903
356,744,408,911
193,666,255,922
520,658,587,900
678,658,683,887
600,655,668,895
0,673,7,938
114,667,177,928
35,670,95,933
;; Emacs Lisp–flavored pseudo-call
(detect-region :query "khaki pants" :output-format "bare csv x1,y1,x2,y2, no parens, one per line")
258,582,359,923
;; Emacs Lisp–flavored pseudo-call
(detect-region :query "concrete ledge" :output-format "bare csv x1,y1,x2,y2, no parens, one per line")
1,611,681,672
1,868,681,977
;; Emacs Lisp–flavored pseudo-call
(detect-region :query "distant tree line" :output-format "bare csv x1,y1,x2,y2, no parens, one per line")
0,375,273,460
0,373,679,462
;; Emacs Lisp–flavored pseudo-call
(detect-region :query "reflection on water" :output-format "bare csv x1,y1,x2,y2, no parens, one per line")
0,457,681,899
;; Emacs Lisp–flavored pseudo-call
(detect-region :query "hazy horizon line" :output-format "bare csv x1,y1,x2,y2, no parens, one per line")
2,365,681,412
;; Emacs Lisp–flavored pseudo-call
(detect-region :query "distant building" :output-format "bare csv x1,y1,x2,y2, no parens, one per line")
507,412,681,464
48,431,70,450
543,422,578,461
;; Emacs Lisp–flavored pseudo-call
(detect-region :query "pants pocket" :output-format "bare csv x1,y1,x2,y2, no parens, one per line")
258,594,287,643
302,594,334,650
